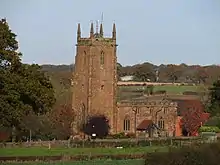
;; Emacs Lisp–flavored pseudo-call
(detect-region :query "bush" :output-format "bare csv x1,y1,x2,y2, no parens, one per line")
198,126,220,133
204,116,220,128
108,132,136,139
68,137,200,148
154,90,166,95
182,91,198,95
144,142,220,165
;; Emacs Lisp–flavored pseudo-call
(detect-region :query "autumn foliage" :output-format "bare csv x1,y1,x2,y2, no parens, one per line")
180,100,209,136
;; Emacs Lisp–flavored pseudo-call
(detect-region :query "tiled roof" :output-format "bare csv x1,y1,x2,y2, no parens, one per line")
137,120,154,130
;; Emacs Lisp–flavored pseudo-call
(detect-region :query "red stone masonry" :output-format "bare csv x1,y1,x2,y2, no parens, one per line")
72,22,178,136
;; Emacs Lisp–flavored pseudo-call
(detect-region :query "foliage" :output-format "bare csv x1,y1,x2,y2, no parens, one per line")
108,132,136,139
161,64,185,83
1,159,144,165
180,100,206,136
133,63,156,82
81,115,110,138
144,85,154,95
16,103,74,141
198,126,220,133
204,116,220,128
144,141,220,165
50,103,74,140
18,113,53,141
0,18,55,138
208,79,220,116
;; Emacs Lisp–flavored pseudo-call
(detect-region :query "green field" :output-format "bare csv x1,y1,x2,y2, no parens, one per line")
0,146,167,156
2,159,145,165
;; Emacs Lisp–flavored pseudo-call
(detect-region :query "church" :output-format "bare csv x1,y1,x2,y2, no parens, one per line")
72,22,178,137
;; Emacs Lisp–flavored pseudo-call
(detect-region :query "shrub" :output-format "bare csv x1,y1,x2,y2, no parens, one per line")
204,116,220,128
108,132,136,139
144,142,220,165
69,137,200,148
198,126,220,133
182,91,198,95
154,90,166,95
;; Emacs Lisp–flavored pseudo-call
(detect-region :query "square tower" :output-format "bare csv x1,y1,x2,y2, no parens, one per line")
72,22,118,134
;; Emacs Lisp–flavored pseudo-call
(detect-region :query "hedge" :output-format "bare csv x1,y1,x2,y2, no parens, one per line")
199,126,220,133
0,137,203,148
144,141,220,165
68,137,201,148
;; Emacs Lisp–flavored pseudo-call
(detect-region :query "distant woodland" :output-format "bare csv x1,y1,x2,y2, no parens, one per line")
41,62,220,104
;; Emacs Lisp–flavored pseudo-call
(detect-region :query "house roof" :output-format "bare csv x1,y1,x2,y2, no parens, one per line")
137,120,157,130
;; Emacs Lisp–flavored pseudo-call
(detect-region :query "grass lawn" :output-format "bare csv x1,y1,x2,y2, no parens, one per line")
0,146,168,157
2,159,145,165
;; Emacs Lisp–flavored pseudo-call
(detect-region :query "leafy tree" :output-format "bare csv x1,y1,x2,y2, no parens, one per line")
144,85,154,95
50,104,74,140
117,63,122,81
0,18,55,138
163,64,182,83
18,112,54,141
133,64,156,82
180,100,207,136
208,79,220,116
194,67,209,84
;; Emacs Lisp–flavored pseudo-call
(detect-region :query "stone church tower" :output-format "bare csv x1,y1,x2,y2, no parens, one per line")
72,22,118,134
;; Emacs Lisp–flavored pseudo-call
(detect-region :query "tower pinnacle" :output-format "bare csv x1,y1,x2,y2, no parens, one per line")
77,23,81,40
90,22,94,38
112,23,116,40
100,23,103,37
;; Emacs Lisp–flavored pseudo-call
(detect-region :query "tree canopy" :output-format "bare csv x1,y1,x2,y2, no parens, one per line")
208,79,220,116
0,18,56,134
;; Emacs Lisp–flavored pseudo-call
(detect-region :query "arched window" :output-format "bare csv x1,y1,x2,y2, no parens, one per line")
158,117,165,129
123,117,130,131
100,51,104,65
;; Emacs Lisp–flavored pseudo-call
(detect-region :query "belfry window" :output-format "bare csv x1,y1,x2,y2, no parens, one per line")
123,117,130,131
100,51,104,65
